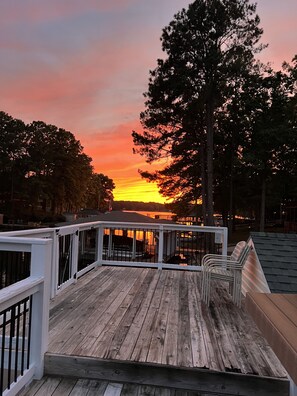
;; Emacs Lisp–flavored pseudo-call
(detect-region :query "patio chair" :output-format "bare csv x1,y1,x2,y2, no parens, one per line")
201,241,250,307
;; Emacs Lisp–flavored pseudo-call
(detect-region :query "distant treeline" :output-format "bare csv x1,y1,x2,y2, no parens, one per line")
113,201,168,212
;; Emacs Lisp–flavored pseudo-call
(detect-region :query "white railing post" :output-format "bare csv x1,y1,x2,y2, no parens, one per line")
30,239,52,380
157,225,164,270
50,230,59,299
96,225,104,266
53,230,60,297
71,230,79,283
290,376,297,396
222,227,228,256
132,230,137,260
108,230,114,258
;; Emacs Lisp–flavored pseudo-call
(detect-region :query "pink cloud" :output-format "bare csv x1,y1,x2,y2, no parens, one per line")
0,1,139,25
0,33,150,130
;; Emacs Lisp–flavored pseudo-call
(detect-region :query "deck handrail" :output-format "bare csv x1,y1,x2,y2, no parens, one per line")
0,221,228,297
0,238,52,396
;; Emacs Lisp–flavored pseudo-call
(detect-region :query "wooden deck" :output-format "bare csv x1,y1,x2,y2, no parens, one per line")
42,266,289,395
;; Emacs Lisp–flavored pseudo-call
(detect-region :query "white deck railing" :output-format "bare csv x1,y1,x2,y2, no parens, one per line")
2,221,228,298
0,237,51,396
0,220,227,394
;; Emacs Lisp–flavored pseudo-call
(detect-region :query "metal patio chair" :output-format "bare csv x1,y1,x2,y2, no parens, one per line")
201,241,250,307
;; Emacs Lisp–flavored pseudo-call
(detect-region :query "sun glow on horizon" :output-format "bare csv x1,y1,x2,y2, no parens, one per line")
113,180,168,204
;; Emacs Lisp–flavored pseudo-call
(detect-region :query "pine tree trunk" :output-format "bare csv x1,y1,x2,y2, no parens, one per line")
206,99,215,226
259,176,266,232
200,143,208,225
228,146,234,237
228,177,234,236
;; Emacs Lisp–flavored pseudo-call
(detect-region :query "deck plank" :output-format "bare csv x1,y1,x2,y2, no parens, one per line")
187,272,208,368
114,269,161,361
18,375,241,396
18,377,48,396
89,268,151,358
49,267,141,354
161,271,180,366
68,379,93,395
209,286,245,372
105,269,156,360
130,270,168,362
147,271,174,364
33,376,61,396
51,377,77,395
68,268,146,356
176,272,193,367
49,267,121,345
103,383,123,396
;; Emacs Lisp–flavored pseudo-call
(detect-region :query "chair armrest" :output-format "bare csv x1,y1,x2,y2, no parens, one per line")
202,258,242,271
202,254,231,265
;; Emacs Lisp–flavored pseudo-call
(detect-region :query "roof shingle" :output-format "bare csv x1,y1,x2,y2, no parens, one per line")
250,232,297,293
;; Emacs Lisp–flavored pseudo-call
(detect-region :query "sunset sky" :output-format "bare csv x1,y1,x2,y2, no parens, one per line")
0,1,296,203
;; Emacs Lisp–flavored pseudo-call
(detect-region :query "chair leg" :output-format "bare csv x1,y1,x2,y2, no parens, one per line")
201,271,205,302
206,273,211,306
233,273,242,307
236,277,242,307
201,271,210,306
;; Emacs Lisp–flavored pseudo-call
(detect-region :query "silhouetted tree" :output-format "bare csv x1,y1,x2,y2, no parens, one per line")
86,173,115,212
0,113,115,221
133,0,264,225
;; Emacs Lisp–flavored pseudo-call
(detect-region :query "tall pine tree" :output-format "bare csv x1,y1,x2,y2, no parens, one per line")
132,0,264,225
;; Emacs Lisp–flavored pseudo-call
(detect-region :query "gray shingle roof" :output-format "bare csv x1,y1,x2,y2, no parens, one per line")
250,232,297,293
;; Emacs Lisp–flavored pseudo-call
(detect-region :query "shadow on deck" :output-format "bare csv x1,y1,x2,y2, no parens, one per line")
43,266,288,395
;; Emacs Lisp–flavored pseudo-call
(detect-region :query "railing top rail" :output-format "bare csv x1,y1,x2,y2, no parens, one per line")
0,236,52,245
0,220,227,238
55,220,227,233
0,276,43,312
0,227,54,237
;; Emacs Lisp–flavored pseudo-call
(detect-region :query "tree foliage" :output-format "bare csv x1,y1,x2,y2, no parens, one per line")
85,173,115,212
133,0,264,225
0,112,115,221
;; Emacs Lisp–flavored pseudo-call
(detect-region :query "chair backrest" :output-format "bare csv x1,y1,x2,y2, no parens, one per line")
230,241,247,261
238,243,250,269
230,241,250,269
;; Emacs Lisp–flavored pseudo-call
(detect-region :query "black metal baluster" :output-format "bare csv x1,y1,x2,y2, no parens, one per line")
14,302,21,382
4,251,8,287
27,296,33,369
21,299,27,375
0,252,3,289
7,306,15,389
1,311,7,394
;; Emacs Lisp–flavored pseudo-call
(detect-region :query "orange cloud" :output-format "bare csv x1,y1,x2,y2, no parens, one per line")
85,118,160,201
77,120,166,202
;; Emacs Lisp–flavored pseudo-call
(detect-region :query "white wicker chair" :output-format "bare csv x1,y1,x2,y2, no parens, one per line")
201,241,250,307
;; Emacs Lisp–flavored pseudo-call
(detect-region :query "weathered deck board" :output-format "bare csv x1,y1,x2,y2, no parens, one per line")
130,270,167,363
161,271,180,366
177,272,192,367
45,355,289,396
113,269,162,361
18,375,227,396
47,266,287,380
